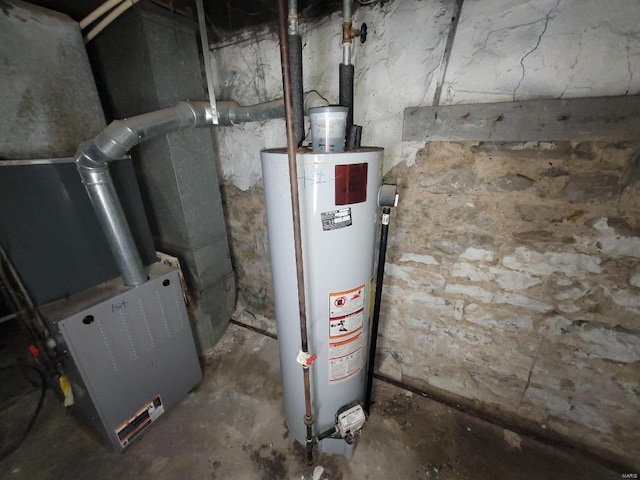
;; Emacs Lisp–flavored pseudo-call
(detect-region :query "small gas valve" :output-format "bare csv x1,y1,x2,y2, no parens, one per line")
336,404,366,443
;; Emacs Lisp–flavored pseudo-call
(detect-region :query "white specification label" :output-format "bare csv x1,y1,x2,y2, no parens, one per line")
329,309,363,340
329,285,365,318
321,208,352,231
329,333,363,384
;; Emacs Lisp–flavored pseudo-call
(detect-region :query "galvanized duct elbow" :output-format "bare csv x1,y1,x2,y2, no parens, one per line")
75,101,214,287
75,96,328,287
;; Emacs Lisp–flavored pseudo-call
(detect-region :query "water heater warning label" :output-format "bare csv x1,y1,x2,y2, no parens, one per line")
329,333,363,383
329,310,363,339
330,285,365,318
321,208,352,231
329,285,366,383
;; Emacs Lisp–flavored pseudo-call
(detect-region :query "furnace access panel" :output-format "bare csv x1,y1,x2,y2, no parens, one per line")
43,263,202,451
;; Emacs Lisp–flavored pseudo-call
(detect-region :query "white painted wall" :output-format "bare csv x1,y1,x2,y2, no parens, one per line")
444,0,640,104
211,0,640,191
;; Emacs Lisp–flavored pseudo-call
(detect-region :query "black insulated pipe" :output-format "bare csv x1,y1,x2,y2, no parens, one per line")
365,183,397,414
346,125,358,150
339,63,355,137
364,207,390,414
289,34,305,146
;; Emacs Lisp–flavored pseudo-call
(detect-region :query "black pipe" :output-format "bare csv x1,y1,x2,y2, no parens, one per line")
0,363,47,461
289,33,305,146
346,125,358,150
365,206,391,414
339,63,354,135
317,426,338,441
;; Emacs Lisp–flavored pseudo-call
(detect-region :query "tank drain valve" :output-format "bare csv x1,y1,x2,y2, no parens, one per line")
296,349,317,367
337,404,366,444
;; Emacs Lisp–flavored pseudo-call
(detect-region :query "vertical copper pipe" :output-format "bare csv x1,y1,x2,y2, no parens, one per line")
277,0,314,465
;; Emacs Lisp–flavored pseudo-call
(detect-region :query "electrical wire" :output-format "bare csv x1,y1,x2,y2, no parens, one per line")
0,244,55,375
357,0,377,5
0,364,47,461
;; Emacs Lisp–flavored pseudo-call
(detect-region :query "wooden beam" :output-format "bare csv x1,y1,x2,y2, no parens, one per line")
402,96,640,142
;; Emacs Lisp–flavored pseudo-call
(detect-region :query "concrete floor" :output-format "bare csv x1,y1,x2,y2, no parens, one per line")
0,323,627,480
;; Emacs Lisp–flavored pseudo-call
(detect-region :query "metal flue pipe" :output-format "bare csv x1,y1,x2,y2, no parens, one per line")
75,101,215,286
216,99,285,125
277,0,315,465
215,93,328,125
75,95,327,288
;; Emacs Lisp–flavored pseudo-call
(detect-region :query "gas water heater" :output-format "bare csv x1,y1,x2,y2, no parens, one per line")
262,147,383,456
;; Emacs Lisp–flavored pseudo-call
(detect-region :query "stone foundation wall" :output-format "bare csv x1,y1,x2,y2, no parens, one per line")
380,141,640,464
223,141,640,465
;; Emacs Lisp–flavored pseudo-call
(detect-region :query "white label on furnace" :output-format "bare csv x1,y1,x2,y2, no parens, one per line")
329,333,363,383
329,309,363,340
329,285,365,318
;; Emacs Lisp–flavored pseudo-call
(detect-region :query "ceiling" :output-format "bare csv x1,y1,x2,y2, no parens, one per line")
27,0,347,41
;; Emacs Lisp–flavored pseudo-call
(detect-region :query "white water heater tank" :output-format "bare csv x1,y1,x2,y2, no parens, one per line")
261,147,383,457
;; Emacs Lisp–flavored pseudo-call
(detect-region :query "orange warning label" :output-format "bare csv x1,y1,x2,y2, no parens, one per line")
328,333,363,383
329,285,365,319
328,285,366,383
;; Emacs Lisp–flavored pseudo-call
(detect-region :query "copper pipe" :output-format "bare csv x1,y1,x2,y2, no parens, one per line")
277,0,314,465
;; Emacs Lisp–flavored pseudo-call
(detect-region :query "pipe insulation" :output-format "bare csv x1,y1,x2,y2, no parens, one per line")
289,33,305,146
364,206,391,414
287,0,304,146
339,63,355,135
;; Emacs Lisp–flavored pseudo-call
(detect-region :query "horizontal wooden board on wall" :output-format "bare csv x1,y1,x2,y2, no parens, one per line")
403,96,640,142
